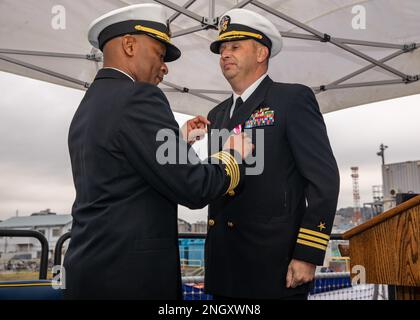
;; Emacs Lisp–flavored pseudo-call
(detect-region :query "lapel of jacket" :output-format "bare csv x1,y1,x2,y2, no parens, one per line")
210,96,233,130
208,97,232,154
227,76,273,131
220,96,234,129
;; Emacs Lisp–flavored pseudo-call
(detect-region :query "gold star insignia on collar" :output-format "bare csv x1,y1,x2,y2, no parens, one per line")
317,222,326,231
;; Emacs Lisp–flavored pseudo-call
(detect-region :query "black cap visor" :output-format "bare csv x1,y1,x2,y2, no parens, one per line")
98,20,181,62
146,34,181,62
210,24,271,55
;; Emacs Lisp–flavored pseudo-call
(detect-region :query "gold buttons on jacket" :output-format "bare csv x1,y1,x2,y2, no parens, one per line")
227,221,234,228
208,219,215,227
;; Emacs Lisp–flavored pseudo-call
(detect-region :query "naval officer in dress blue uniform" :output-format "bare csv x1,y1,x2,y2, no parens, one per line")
63,4,251,300
205,8,340,300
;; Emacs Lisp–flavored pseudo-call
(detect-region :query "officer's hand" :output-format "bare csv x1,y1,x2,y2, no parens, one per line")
181,116,210,144
286,259,316,288
223,132,253,160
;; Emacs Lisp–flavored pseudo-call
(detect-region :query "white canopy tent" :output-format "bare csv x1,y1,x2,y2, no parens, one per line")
0,0,419,116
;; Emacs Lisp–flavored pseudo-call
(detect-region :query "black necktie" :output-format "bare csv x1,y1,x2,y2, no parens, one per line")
231,97,243,118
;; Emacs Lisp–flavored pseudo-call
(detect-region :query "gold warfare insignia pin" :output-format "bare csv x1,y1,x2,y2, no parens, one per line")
317,222,326,231
220,15,231,32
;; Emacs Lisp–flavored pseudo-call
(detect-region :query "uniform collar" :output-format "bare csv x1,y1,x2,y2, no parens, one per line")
103,67,135,82
95,67,136,82
227,75,273,131
231,73,268,117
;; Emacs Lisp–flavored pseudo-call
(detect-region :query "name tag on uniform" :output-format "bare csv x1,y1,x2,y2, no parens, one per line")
244,107,275,129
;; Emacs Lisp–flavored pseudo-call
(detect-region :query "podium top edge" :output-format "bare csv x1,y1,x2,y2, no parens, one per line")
343,194,420,239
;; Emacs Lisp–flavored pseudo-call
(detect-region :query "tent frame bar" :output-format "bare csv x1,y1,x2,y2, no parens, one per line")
281,32,410,50
154,0,213,25
0,54,227,103
316,79,410,91
1,0,419,106
233,0,255,9
0,48,102,61
172,24,207,38
251,0,410,81
0,53,225,103
0,53,90,88
168,0,197,24
162,80,221,103
209,0,215,21
154,0,419,97
324,49,408,88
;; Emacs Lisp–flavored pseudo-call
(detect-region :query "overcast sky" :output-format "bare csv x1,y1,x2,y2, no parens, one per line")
0,71,419,223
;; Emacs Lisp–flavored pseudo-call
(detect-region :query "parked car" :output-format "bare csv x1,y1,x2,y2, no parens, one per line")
6,254,38,271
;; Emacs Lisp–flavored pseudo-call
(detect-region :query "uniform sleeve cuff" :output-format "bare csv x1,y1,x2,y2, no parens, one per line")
292,227,330,266
210,149,244,196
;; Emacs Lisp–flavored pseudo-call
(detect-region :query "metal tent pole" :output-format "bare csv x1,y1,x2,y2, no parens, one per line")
162,80,222,104
313,79,411,93
172,25,208,38
280,32,406,50
0,48,102,61
155,0,206,24
251,0,410,80
326,50,408,87
232,0,254,9
0,53,90,88
168,0,197,24
2,1,419,108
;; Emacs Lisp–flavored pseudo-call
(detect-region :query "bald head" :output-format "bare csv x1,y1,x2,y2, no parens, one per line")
102,34,168,85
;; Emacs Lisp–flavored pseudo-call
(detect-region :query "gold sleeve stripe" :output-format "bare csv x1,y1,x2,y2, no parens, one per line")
212,153,234,178
134,25,171,43
219,31,263,40
300,228,330,240
211,151,240,194
212,153,232,182
297,239,327,251
298,233,329,245
213,151,239,193
219,153,239,194
218,151,239,184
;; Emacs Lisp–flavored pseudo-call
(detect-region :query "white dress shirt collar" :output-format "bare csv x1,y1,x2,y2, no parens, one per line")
230,73,268,117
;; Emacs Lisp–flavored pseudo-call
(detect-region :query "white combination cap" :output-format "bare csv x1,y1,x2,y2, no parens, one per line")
88,3,181,62
210,8,282,58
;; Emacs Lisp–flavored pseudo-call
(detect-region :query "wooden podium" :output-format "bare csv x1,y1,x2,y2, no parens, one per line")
343,195,420,300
